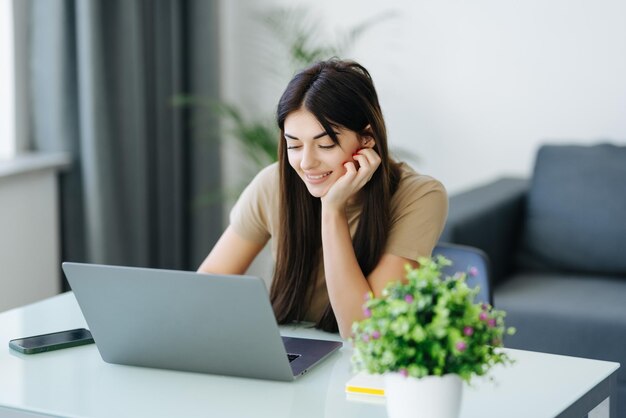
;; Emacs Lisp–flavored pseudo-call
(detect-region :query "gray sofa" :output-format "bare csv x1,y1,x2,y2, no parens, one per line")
439,143,626,414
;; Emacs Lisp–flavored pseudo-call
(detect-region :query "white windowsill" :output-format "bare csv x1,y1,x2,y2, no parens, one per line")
0,152,72,179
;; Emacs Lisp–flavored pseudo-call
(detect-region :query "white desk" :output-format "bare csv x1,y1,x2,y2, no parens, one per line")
0,292,619,418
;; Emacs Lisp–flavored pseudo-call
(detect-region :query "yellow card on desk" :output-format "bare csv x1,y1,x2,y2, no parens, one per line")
345,372,385,397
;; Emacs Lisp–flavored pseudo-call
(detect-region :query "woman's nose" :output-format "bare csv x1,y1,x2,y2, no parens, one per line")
300,146,319,170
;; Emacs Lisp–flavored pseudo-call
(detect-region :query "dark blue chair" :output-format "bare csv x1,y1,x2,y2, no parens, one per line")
432,243,492,306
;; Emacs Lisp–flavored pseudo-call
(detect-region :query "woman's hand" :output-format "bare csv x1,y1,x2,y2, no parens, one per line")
320,148,381,212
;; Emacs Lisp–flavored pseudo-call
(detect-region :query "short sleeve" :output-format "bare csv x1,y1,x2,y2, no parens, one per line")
385,175,448,261
228,164,277,244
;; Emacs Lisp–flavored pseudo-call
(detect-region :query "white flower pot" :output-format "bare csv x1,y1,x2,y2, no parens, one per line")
384,373,463,418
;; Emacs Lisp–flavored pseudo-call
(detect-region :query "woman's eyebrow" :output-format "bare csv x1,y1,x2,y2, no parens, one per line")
284,131,329,140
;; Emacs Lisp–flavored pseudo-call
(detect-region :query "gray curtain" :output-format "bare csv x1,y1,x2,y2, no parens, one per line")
15,0,222,284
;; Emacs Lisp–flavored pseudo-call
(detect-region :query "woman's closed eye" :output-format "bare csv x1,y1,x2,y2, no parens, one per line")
284,130,340,150
286,144,337,150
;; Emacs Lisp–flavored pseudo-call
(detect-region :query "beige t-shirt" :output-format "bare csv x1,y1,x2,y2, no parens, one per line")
229,162,448,322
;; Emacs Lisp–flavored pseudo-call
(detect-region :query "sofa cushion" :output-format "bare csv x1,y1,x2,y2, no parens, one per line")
519,143,626,275
494,272,626,414
494,272,626,375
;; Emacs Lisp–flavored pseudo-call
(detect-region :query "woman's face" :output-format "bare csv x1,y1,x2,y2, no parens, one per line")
284,108,362,198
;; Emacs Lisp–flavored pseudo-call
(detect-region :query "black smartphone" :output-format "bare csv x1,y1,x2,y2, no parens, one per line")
9,328,95,354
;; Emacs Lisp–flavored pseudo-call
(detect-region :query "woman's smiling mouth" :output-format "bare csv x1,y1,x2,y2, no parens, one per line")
304,171,332,183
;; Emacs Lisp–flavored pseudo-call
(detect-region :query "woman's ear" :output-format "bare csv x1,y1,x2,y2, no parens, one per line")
360,125,376,149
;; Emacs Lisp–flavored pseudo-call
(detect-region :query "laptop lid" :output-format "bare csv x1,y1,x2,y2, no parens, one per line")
62,263,341,381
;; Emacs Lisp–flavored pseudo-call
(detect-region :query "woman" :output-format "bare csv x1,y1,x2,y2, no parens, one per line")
199,59,447,338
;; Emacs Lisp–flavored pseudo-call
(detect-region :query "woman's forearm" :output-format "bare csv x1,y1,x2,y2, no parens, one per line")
321,208,372,339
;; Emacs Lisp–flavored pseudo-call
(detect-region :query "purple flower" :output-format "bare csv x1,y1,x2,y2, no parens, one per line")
463,326,474,336
456,341,467,352
399,368,409,378
488,318,496,328
362,334,370,343
372,330,381,340
404,294,414,304
481,303,489,311
469,266,479,277
479,311,489,321
363,308,372,318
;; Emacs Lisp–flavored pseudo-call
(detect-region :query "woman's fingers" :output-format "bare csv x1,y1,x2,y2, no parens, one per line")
321,148,382,210
352,149,381,183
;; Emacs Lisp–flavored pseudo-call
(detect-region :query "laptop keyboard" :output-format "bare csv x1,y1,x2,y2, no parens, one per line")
287,353,301,363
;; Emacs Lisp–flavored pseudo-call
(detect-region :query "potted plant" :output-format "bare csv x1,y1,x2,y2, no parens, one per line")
351,256,516,418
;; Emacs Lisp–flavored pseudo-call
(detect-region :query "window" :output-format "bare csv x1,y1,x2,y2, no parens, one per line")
0,0,15,160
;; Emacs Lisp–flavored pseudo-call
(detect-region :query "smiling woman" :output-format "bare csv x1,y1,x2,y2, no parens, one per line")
0,0,15,160
198,59,448,338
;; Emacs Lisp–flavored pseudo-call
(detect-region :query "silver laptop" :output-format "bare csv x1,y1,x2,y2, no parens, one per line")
62,263,342,381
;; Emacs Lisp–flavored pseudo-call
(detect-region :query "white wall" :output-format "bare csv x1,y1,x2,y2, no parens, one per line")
219,0,626,194
0,155,69,312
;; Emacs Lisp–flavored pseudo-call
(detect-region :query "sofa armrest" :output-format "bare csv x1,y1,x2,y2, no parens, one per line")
439,177,529,286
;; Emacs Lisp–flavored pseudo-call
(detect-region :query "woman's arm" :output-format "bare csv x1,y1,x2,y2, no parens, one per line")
320,148,420,338
321,207,418,338
197,225,265,275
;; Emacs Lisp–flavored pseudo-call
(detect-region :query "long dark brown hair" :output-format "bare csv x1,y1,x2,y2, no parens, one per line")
271,59,401,332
